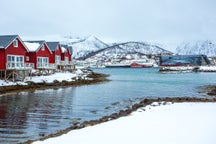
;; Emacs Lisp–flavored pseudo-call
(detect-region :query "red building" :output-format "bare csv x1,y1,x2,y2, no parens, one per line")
60,45,73,70
24,41,55,70
0,35,31,70
46,42,62,65
61,45,72,64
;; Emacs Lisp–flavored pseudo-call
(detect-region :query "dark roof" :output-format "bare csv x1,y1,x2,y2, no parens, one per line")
0,35,18,48
46,42,59,51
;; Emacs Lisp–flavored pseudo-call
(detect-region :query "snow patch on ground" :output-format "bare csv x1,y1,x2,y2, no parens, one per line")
34,102,216,144
0,69,88,86
0,80,27,86
24,72,77,83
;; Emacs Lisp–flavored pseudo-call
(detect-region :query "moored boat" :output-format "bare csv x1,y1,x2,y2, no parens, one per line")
130,60,154,68
105,63,131,68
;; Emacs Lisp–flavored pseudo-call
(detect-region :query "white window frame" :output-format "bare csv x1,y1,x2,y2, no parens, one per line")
7,55,24,68
13,40,18,47
37,57,49,68
55,55,61,64
65,57,69,64
26,56,30,61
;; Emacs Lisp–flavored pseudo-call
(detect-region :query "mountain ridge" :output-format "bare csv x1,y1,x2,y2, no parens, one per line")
176,40,216,57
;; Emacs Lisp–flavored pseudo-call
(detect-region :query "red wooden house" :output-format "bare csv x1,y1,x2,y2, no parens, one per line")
0,35,31,70
24,41,55,70
46,42,62,65
0,35,33,80
60,45,73,70
61,45,72,64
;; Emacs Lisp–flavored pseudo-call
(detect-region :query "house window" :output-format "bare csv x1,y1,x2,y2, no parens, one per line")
41,45,45,51
13,40,18,47
7,55,24,69
65,57,69,64
37,57,48,68
55,55,60,64
26,56,30,61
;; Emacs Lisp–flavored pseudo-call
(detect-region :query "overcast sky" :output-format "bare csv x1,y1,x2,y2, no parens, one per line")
1,0,216,50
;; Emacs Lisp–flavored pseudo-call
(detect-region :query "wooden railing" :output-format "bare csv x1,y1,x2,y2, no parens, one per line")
6,62,34,70
25,63,34,69
60,61,74,65
37,63,56,69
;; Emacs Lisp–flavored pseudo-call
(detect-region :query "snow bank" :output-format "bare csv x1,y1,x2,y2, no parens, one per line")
0,69,89,86
0,80,27,86
34,102,216,144
24,72,76,83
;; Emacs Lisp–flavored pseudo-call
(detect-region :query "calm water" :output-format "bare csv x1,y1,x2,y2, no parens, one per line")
0,68,216,143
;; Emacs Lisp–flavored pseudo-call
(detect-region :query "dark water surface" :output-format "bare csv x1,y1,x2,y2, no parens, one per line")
0,68,216,143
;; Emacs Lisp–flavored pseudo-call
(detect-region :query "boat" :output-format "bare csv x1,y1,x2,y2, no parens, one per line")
105,61,131,68
105,63,131,68
130,60,154,68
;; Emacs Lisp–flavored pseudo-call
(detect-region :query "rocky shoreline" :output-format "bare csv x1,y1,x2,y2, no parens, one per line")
0,72,109,95
199,85,216,96
22,96,216,144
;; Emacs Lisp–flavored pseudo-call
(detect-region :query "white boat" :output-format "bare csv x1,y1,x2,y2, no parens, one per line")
105,61,131,68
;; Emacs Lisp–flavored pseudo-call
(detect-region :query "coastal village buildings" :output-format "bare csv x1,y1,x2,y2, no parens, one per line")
0,35,74,81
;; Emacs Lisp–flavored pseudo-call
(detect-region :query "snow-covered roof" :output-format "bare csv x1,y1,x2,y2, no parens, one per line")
24,40,52,54
61,46,67,53
24,42,40,52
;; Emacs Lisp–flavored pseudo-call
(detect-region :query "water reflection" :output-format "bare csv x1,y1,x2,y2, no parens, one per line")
0,87,77,143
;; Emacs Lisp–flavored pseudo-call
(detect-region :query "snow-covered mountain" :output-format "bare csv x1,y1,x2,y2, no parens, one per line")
176,40,216,57
62,35,109,59
83,41,173,60
23,35,173,60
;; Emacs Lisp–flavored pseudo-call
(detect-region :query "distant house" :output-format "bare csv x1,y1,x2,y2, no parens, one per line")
46,42,62,66
24,41,55,70
0,35,32,70
159,55,211,66
60,45,73,70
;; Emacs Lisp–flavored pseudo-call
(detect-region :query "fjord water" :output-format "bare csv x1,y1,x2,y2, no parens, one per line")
0,68,216,143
